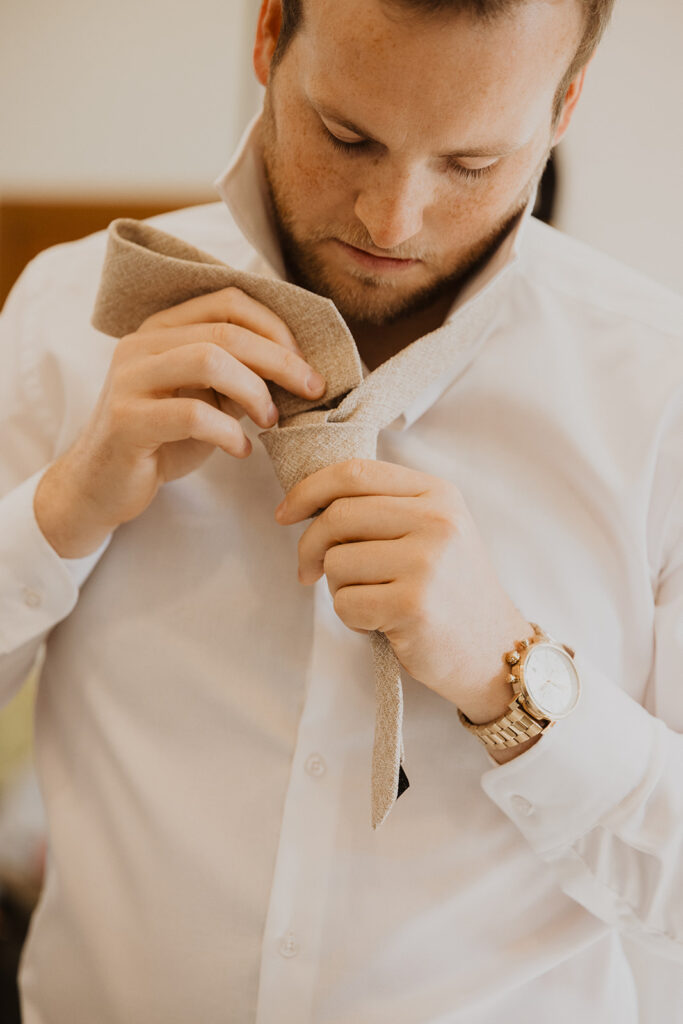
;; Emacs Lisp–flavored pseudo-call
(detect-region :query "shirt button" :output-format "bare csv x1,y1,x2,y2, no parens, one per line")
510,794,534,817
305,753,326,778
278,930,299,958
22,587,42,608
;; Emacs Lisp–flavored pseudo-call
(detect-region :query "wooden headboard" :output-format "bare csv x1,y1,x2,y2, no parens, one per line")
0,194,214,310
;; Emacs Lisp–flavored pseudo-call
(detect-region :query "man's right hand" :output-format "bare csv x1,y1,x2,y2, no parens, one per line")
34,287,327,558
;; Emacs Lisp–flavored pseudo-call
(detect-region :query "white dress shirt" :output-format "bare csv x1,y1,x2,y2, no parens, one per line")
1,113,682,1023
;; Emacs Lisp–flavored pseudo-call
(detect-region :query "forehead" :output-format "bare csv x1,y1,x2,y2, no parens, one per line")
292,0,582,146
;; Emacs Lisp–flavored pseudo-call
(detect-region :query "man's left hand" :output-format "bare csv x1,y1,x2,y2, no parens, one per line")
274,459,532,722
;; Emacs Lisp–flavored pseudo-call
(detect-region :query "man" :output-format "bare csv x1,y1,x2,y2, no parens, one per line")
1,0,681,1020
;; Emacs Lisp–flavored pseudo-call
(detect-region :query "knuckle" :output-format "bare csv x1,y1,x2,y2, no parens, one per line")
425,509,456,542
182,400,206,432
327,497,353,531
196,342,222,377
345,458,368,485
279,347,299,376
422,491,461,534
208,321,232,348
322,545,341,574
112,333,135,364
219,285,244,304
402,583,426,622
137,312,159,332
239,376,266,409
410,541,432,574
332,588,348,618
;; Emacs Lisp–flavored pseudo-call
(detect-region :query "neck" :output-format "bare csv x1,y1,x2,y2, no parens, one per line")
347,291,456,372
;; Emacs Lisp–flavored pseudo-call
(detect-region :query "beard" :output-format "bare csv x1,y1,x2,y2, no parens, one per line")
260,98,549,328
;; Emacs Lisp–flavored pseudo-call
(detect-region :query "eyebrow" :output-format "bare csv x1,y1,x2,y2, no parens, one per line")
311,100,520,159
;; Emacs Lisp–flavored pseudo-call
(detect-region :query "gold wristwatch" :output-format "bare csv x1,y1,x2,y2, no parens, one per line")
457,622,581,749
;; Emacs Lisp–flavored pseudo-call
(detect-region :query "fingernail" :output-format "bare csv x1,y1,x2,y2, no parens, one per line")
307,372,325,393
266,401,279,424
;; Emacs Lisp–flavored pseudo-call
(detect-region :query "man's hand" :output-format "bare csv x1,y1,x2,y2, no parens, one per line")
275,459,533,723
34,287,327,558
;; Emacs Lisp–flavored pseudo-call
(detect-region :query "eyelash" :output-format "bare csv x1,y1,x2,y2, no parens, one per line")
321,125,496,182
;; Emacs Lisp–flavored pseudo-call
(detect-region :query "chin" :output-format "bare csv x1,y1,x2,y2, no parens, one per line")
294,261,435,324
320,283,422,325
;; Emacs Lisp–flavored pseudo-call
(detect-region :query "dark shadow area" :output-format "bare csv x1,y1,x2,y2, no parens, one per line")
0,890,31,1024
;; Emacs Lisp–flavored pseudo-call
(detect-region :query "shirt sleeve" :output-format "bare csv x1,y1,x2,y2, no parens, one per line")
0,253,110,707
481,474,683,963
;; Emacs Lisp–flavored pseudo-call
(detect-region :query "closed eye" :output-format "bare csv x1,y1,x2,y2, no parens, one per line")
320,121,498,182
320,121,371,154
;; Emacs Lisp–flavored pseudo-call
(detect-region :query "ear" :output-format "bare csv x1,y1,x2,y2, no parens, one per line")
254,0,284,86
551,64,589,146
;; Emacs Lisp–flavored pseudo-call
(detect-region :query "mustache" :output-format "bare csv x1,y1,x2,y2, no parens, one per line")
310,224,432,262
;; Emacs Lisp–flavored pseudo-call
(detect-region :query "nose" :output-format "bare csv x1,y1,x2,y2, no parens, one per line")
353,166,426,252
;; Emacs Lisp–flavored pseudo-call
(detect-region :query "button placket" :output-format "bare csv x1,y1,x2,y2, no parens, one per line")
304,753,326,778
278,930,299,958
255,581,345,1024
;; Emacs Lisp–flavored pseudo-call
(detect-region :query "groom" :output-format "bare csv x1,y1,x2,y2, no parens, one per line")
8,2,679,1023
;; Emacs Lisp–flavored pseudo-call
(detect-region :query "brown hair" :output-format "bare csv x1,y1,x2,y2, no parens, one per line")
271,0,616,122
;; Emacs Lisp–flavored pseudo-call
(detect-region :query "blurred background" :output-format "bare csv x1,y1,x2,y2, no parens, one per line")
0,0,681,1018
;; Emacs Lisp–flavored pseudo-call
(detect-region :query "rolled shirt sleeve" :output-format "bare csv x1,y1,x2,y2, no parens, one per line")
481,478,683,961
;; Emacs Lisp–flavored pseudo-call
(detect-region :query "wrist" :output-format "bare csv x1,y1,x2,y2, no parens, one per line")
457,615,535,725
34,457,113,559
456,616,542,765
457,619,581,765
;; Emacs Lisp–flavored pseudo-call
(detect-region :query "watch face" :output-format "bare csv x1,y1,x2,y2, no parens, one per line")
523,644,581,719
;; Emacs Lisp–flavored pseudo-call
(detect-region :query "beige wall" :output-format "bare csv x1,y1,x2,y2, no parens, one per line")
0,0,262,194
1,0,681,291
556,0,682,293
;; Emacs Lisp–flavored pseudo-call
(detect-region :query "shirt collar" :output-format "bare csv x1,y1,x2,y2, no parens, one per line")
213,112,289,279
214,110,533,428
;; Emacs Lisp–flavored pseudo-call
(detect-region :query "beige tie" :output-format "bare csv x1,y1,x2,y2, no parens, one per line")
91,217,502,829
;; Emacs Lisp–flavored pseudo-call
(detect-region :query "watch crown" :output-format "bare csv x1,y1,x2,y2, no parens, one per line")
519,638,531,649
505,651,520,666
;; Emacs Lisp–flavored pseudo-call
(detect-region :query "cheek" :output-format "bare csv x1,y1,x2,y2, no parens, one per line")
275,98,361,211
285,134,353,215
437,155,539,230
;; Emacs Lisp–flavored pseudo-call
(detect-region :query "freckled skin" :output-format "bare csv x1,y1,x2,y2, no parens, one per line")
254,0,585,361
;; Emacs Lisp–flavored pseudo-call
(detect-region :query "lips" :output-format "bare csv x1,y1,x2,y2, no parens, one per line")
334,240,419,271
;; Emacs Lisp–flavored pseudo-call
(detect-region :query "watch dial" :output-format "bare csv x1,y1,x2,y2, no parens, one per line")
523,645,580,718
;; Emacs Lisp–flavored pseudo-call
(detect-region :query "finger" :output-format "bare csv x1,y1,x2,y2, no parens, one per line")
319,539,403,593
122,343,281,430
332,582,399,634
184,387,253,425
216,391,249,423
278,459,430,523
122,324,326,402
297,496,415,582
139,285,304,358
126,396,252,458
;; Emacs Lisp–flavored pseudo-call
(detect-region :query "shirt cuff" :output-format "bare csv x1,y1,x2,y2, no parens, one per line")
0,468,111,654
479,652,660,855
